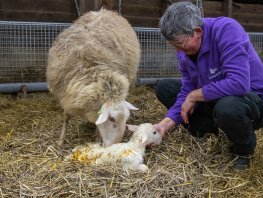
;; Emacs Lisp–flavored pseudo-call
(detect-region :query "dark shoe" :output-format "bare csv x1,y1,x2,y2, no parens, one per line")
231,155,251,170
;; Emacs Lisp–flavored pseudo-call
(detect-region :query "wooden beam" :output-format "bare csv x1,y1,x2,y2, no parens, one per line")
80,0,101,13
80,0,113,13
101,0,114,10
224,0,232,17
79,0,88,15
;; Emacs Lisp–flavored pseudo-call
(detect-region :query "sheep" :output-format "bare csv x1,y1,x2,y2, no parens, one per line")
65,123,162,172
46,9,141,147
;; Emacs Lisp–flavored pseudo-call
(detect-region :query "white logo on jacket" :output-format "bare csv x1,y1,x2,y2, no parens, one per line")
209,68,217,75
208,68,221,80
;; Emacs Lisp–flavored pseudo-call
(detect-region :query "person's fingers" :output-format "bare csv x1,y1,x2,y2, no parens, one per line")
184,115,189,124
190,108,194,115
153,124,161,131
154,124,165,137
181,109,189,124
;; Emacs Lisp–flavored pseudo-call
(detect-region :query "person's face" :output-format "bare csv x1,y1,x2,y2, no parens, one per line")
169,27,203,55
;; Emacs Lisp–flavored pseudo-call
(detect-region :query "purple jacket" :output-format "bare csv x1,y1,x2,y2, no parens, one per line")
166,17,263,124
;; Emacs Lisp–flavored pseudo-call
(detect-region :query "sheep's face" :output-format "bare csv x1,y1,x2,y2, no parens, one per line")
95,100,138,147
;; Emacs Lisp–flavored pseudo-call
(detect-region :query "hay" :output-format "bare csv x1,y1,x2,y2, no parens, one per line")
0,86,263,197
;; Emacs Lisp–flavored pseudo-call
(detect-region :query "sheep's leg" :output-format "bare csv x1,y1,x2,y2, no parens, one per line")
58,113,71,146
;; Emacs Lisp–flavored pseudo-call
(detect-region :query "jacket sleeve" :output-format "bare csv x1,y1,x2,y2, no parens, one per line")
165,57,196,124
202,19,250,101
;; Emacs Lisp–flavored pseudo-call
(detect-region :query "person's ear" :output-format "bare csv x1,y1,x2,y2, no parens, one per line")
194,27,203,38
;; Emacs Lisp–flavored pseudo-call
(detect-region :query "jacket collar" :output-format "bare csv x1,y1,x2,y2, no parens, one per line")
199,19,211,55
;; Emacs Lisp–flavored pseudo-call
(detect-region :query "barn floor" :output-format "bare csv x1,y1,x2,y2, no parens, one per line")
0,86,263,197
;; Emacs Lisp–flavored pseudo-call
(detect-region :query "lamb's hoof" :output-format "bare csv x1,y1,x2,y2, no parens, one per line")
138,164,149,173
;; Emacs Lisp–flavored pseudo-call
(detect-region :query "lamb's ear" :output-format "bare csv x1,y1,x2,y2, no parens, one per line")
125,101,139,110
126,124,138,132
95,104,110,125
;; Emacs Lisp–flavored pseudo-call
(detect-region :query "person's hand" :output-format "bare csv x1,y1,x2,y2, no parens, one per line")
147,118,175,148
181,94,195,124
154,117,175,138
181,88,205,124
153,123,166,139
146,123,166,148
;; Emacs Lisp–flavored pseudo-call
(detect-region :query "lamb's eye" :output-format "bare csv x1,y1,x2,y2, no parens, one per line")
109,116,116,122
153,131,157,135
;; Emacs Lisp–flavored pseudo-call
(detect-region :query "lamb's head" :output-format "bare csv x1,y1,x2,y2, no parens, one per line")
127,123,162,146
95,100,138,147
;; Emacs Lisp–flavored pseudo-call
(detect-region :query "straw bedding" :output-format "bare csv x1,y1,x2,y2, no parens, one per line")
0,86,263,197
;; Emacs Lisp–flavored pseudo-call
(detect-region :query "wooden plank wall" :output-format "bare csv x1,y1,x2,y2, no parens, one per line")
112,0,166,28
0,0,262,32
0,0,79,22
203,1,263,32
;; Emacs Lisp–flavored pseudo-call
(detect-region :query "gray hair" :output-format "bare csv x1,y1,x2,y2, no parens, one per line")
160,2,203,40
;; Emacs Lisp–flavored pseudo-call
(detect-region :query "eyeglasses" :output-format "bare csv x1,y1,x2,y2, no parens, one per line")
171,35,192,49
175,35,190,49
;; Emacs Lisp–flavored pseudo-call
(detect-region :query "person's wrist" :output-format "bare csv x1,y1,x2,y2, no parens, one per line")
188,91,196,102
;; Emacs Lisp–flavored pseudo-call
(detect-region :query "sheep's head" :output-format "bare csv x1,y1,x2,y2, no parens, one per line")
95,100,138,147
127,123,162,146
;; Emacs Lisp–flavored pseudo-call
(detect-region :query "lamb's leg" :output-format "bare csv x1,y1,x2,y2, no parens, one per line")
137,164,149,173
124,163,149,173
58,112,71,146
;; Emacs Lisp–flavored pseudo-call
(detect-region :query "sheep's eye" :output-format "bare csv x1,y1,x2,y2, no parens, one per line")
153,131,157,135
109,116,116,122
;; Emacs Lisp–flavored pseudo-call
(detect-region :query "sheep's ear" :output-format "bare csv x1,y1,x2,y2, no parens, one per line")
126,124,138,132
95,105,110,125
141,133,148,146
125,101,139,110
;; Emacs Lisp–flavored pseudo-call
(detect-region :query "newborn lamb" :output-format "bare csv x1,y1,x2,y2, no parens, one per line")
65,123,162,172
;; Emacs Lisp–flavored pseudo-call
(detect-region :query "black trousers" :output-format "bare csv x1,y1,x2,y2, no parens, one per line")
155,79,263,155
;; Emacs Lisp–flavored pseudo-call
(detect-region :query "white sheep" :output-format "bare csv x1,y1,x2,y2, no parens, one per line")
65,123,162,172
46,9,141,146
